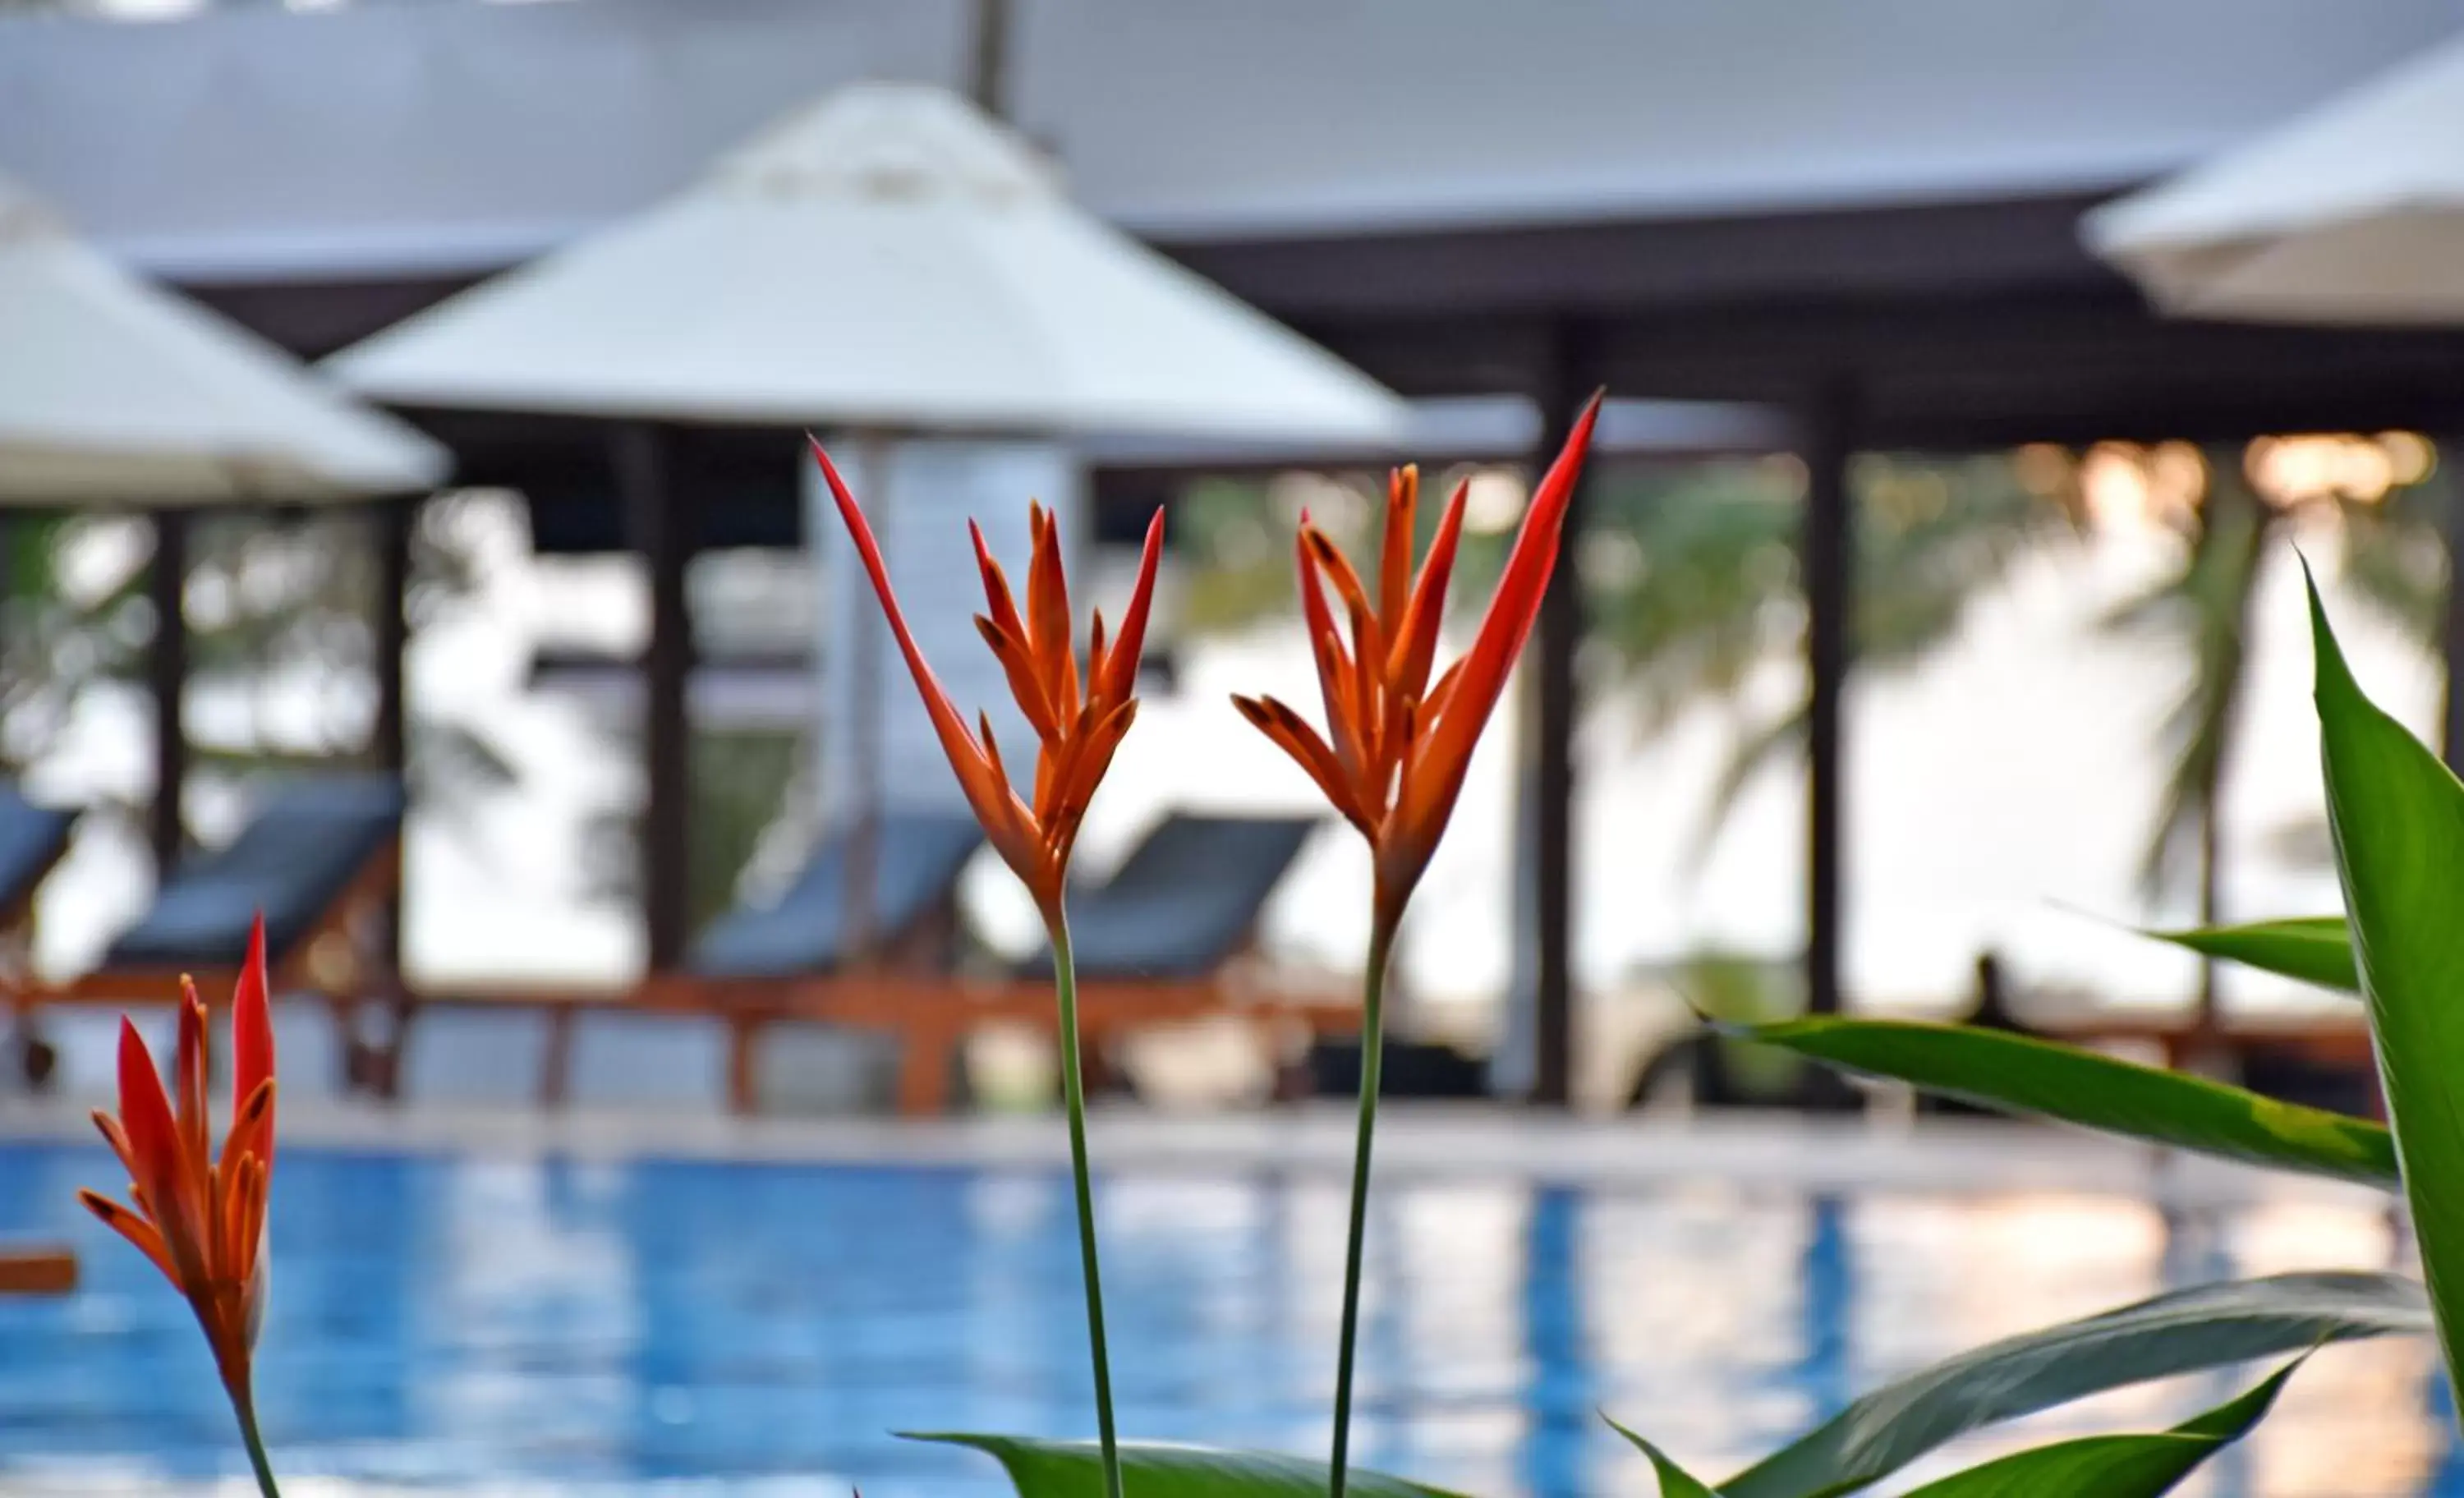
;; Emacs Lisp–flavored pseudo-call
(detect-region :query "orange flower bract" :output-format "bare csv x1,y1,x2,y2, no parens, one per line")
80,913,276,1408
1234,394,1602,935
810,438,1163,926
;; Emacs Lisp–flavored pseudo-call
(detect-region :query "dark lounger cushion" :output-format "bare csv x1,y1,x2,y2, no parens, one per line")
0,784,75,917
690,812,984,977
106,774,405,968
1036,814,1318,980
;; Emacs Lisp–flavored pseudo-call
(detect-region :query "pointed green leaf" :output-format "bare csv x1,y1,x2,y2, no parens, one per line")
1605,1417,1723,1497
2149,915,2357,992
1716,1272,2424,1498
1893,1360,2296,1497
1748,1018,2396,1189
909,1436,1469,1498
2310,572,2464,1402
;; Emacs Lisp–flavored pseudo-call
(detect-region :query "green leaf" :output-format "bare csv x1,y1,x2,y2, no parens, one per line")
910,1436,1470,1498
2310,572,2464,1402
1715,1272,2425,1498
1605,1417,1723,1497
1893,1360,2296,1497
2149,915,2357,992
1748,1017,2396,1189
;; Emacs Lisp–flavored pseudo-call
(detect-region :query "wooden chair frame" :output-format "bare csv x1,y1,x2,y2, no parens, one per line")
11,834,403,1098
372,917,1361,1118
0,822,76,1088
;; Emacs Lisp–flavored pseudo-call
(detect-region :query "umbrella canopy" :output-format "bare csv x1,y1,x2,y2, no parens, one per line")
2085,32,2464,324
325,83,1407,443
0,175,448,505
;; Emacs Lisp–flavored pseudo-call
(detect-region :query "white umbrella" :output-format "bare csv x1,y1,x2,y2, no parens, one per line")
326,83,1408,443
0,174,448,504
2085,32,2464,324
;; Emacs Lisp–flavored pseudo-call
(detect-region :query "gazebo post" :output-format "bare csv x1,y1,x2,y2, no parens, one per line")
373,497,411,775
615,425,694,967
1527,322,1600,1108
373,495,414,967
146,508,190,875
1800,376,1860,1018
968,0,1010,117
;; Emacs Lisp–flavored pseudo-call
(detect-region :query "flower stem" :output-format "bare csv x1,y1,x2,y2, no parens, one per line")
1050,917,1125,1498
1329,923,1394,1498
233,1390,282,1498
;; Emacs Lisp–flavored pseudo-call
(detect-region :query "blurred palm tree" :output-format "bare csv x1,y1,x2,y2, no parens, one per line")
1169,470,1483,632
2099,436,2444,1020
2338,463,2453,650
575,726,805,939
0,499,516,847
2100,441,2447,1020
1171,441,2452,1034
1170,453,2085,856
2099,449,2269,1020
1585,452,2087,849
0,512,147,777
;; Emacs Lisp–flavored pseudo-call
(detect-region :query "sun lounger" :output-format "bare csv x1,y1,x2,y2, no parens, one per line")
822,811,1348,1115
378,813,984,1112
650,811,984,1110
378,812,1358,1118
18,774,407,1093
689,811,986,978
0,784,74,940
784,813,1340,1119
1028,813,1321,981
100,773,406,976
0,796,86,1288
659,811,1349,1116
0,783,76,1087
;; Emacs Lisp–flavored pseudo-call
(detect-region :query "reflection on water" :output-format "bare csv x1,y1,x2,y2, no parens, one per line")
0,1142,2447,1496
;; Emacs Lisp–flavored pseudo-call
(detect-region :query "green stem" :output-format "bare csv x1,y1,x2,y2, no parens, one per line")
1329,924,1393,1498
233,1389,282,1498
1051,917,1125,1498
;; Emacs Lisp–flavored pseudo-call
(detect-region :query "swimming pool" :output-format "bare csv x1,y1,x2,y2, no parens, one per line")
0,1137,2454,1496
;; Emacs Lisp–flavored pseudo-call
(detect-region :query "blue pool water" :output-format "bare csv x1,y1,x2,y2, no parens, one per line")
0,1140,2457,1496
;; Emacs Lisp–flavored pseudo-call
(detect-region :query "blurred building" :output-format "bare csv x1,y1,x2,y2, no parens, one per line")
11,0,2464,1093
8,0,2464,452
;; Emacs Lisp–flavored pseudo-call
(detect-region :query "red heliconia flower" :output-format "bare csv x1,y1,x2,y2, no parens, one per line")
810,439,1164,927
1234,395,1602,935
80,914,275,1408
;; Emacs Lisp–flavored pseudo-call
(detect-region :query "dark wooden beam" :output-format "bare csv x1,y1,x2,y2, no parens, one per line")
614,426,695,967
186,193,2137,359
1587,296,2464,438
1528,323,1599,1108
373,498,413,777
1167,190,2136,321
146,510,190,875
373,496,415,972
968,0,1009,117
1800,378,1859,1018
187,274,487,363
182,261,2464,540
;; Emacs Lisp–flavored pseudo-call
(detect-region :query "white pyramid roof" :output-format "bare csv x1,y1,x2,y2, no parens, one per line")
2085,32,2464,324
0,175,447,504
326,84,1408,443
